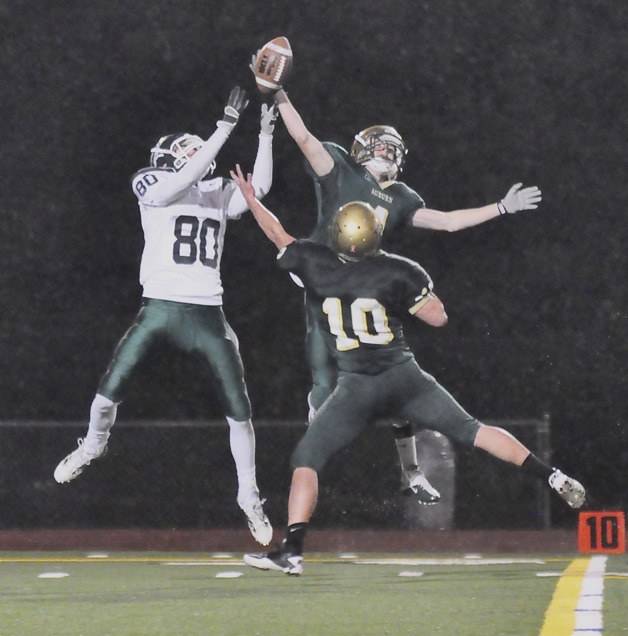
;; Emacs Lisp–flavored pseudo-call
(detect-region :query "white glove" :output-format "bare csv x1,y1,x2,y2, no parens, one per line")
218,86,249,129
260,103,278,135
498,183,542,214
249,51,259,75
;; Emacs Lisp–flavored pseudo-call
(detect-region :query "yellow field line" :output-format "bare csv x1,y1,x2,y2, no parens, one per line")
540,557,607,635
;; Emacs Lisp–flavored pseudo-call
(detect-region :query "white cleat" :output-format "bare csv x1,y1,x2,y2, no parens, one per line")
549,469,586,509
54,436,108,484
238,495,273,546
400,466,441,504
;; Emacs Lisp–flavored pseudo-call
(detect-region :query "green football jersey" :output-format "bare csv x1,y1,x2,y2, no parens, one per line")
278,240,433,375
307,142,425,246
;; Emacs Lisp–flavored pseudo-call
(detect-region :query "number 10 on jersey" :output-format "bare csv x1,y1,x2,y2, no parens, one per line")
323,297,394,351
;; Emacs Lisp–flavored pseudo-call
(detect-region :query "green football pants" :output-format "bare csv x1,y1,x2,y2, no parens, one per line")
291,358,481,472
305,295,337,411
98,298,251,420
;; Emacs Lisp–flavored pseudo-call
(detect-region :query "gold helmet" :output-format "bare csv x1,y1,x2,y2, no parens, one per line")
350,125,407,180
330,201,383,260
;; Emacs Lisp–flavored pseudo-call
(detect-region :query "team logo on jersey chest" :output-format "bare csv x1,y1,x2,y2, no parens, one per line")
370,188,393,204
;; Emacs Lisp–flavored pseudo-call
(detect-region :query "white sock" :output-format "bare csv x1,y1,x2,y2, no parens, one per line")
226,416,258,499
84,393,117,454
307,393,317,424
395,436,418,472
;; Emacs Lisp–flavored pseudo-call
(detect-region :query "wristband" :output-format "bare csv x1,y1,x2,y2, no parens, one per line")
274,89,289,105
497,202,507,215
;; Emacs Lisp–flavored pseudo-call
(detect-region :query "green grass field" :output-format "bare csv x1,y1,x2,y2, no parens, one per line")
1,552,626,635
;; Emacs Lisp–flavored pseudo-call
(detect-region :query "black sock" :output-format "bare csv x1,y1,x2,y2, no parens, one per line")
520,453,554,481
392,421,413,439
284,523,308,555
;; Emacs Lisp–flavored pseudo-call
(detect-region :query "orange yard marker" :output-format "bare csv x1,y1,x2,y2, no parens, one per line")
578,511,626,554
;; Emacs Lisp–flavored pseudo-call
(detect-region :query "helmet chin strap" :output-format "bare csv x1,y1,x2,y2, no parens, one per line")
364,157,398,181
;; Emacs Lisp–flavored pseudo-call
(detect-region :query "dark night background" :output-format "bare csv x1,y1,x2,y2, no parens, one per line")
0,1,625,523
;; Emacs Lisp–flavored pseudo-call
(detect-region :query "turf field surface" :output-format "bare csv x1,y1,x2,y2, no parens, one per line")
1,551,626,635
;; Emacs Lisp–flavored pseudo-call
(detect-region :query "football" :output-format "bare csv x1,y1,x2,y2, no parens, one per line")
252,36,293,93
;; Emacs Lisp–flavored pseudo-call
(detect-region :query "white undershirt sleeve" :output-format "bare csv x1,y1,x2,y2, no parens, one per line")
143,125,232,206
226,133,273,218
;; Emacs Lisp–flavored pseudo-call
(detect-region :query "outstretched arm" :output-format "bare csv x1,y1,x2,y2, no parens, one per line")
411,183,542,232
274,89,335,177
227,104,276,217
138,86,249,206
230,164,295,251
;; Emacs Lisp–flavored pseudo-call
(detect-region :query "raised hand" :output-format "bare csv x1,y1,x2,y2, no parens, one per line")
260,103,278,135
221,86,250,127
499,183,542,214
230,163,255,201
249,51,260,75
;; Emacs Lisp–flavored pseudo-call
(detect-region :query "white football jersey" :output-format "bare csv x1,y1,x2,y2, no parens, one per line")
132,169,245,305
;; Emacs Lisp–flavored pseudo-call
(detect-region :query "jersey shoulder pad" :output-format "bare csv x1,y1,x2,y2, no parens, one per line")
392,180,425,208
131,166,171,181
322,141,348,157
380,251,434,312
277,239,299,270
131,167,172,202
382,251,432,286
302,142,347,178
296,238,334,256
322,142,353,167
310,142,357,182
278,239,324,269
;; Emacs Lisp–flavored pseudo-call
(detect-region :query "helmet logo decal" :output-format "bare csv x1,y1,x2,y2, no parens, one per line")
150,133,205,172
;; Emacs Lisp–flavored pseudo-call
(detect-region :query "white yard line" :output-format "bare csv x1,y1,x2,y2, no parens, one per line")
540,555,608,635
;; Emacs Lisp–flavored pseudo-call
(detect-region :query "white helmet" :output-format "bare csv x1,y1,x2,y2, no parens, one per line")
150,133,213,173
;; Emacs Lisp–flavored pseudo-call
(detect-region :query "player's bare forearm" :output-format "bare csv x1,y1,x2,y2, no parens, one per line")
413,294,448,327
274,90,334,177
230,164,294,250
413,183,542,232
411,204,500,232
274,90,307,144
249,199,295,250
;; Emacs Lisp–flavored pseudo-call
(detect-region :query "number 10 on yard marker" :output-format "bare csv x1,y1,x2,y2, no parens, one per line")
578,511,626,554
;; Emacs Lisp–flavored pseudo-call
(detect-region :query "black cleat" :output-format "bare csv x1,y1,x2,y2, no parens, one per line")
243,548,303,575
400,466,441,504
